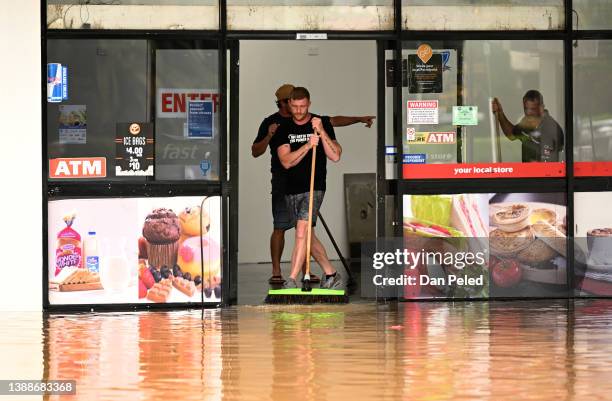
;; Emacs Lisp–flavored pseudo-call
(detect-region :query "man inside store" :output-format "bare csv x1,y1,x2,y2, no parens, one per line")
492,90,564,162
252,83,374,285
275,86,344,290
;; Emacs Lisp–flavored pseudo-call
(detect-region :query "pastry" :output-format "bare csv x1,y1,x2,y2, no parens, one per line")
517,238,558,264
142,208,180,269
529,208,557,226
491,203,531,232
179,206,210,244
489,226,534,257
146,278,173,303
177,236,221,288
172,276,196,297
49,267,102,291
532,221,567,257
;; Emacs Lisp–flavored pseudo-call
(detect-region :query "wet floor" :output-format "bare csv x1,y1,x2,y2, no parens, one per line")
2,300,612,400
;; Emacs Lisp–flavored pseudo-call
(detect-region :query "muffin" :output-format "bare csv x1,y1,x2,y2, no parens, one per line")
142,208,180,269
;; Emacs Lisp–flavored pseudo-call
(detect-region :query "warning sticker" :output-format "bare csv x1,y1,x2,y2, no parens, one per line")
407,100,439,125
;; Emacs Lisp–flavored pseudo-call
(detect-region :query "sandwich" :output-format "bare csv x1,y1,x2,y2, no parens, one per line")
450,194,488,238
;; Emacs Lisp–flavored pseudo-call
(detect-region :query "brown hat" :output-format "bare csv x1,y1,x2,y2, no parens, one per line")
275,84,295,101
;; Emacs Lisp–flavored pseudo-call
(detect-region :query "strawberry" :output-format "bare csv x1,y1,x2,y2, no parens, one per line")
141,268,155,289
139,279,147,299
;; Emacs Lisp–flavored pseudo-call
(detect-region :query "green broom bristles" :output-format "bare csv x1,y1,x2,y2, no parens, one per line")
265,288,349,304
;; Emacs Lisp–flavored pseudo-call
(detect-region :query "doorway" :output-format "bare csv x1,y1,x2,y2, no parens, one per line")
234,40,380,304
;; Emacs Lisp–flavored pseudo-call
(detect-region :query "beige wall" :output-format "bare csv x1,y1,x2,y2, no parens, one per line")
0,1,42,311
238,40,377,264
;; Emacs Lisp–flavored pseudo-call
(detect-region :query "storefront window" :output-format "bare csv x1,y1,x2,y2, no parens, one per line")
402,192,567,299
47,39,149,182
573,0,612,30
573,40,612,177
401,0,565,31
46,1,219,30
574,192,612,297
401,40,565,179
226,0,394,31
47,40,220,182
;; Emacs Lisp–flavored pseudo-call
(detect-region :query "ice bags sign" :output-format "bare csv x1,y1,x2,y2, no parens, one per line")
115,123,154,176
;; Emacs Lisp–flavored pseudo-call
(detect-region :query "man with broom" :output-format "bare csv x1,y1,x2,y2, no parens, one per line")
275,87,345,290
252,83,374,285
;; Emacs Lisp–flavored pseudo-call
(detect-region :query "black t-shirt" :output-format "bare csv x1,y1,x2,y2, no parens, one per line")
514,111,564,162
273,114,336,195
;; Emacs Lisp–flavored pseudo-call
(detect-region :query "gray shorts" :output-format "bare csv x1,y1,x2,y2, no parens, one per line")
285,191,324,227
272,191,293,231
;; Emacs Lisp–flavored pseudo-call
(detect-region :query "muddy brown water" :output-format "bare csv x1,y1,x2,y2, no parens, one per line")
2,300,612,400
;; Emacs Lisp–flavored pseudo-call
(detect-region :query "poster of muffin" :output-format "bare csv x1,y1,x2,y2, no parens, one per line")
574,192,612,296
47,196,221,305
402,194,490,299
137,197,221,304
489,193,567,298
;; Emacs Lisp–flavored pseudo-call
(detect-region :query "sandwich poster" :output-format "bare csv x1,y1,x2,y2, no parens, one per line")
402,192,567,299
47,196,221,306
574,192,612,296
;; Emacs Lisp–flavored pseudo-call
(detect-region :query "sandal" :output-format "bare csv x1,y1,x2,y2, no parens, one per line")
268,275,285,285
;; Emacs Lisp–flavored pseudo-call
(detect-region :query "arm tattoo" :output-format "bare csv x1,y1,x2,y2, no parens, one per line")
324,137,337,154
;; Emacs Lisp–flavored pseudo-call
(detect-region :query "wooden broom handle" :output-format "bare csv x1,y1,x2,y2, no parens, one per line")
305,140,317,277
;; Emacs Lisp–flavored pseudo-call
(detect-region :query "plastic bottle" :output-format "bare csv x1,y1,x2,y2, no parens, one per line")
84,231,100,273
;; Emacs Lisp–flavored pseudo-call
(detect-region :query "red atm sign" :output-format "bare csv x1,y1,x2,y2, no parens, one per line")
49,158,107,179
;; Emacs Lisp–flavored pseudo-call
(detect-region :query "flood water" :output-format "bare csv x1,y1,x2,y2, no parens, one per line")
2,300,612,400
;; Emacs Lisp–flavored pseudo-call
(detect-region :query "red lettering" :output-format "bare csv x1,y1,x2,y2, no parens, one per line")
173,93,186,113
161,93,172,113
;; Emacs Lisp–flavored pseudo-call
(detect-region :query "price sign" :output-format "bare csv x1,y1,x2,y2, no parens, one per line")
115,122,154,176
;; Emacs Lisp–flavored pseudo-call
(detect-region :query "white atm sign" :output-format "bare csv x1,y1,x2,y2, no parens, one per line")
49,157,107,179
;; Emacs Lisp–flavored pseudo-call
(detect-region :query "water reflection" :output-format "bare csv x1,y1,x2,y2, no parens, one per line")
3,300,610,400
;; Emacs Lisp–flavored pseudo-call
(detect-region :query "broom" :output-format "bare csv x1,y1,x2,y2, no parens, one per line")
265,130,348,304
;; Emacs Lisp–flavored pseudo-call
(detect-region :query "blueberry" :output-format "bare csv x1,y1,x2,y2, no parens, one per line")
183,272,192,281
214,286,221,299
173,264,181,272
194,276,202,286
152,270,162,283
161,269,171,279
204,287,213,298
172,266,182,277
160,265,169,273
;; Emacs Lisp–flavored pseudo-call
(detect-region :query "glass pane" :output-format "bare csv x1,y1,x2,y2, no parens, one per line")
227,0,394,31
573,0,612,30
574,192,612,297
155,49,220,181
47,39,149,182
47,0,218,30
573,40,612,177
401,40,565,179
47,196,222,305
402,0,564,31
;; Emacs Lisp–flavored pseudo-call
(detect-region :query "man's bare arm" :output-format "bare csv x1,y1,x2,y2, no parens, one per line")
251,123,279,157
278,143,313,169
319,130,342,162
492,98,517,140
329,116,375,128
